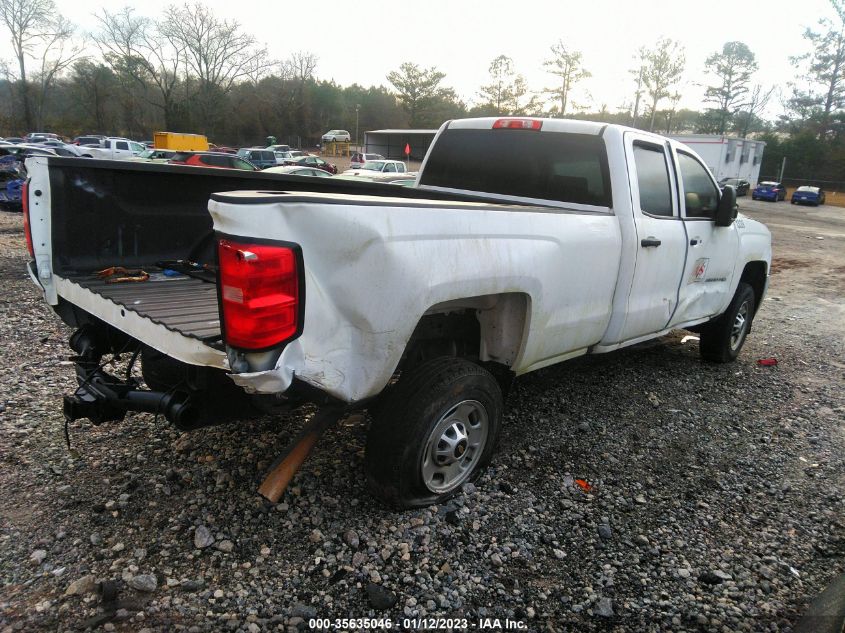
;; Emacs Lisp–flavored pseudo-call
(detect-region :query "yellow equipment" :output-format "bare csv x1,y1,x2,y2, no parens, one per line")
153,132,209,151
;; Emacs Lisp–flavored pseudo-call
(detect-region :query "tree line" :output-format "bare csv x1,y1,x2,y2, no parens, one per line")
0,0,843,182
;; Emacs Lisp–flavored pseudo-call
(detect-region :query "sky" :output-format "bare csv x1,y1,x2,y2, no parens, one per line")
2,0,834,117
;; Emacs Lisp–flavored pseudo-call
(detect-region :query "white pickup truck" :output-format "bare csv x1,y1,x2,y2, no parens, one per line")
25,117,771,507
79,137,146,160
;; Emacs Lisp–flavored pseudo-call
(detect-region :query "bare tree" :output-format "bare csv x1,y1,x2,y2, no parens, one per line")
629,47,647,127
33,14,83,128
95,7,187,130
641,38,685,131
0,0,61,128
543,40,590,117
161,2,270,131
739,84,776,137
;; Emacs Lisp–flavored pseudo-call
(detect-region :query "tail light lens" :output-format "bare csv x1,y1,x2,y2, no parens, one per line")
217,239,301,351
22,180,34,257
493,118,542,130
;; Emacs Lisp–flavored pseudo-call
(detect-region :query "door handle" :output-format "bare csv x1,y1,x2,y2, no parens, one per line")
689,238,701,246
640,237,662,248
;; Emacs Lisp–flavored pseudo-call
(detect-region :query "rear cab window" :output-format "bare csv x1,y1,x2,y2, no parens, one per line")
419,127,612,207
632,142,673,217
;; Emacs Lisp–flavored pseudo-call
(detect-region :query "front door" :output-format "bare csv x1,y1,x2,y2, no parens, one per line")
669,148,740,326
615,134,689,342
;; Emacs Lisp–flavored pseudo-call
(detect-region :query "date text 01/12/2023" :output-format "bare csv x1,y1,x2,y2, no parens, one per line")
307,617,527,630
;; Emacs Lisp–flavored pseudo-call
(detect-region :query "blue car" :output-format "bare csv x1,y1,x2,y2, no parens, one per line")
751,181,787,202
791,186,825,206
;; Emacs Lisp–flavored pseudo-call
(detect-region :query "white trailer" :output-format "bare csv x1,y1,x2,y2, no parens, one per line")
670,135,766,186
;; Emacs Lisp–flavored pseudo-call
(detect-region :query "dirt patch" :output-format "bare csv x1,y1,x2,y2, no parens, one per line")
770,257,812,274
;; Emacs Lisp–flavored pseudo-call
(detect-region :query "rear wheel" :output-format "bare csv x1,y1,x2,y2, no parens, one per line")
365,357,503,508
698,283,755,363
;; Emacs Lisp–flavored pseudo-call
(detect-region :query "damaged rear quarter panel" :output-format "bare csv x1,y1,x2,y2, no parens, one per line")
210,193,622,402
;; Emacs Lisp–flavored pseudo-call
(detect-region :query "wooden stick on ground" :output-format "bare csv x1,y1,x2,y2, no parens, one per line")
257,406,344,503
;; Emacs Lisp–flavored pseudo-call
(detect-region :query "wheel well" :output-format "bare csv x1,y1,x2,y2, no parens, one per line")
397,293,529,393
740,261,767,314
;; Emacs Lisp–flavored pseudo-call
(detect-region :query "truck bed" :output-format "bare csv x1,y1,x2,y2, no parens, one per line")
66,272,221,343
52,270,227,369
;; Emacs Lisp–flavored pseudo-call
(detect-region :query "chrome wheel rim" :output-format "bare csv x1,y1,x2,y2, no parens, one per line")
730,301,750,350
421,400,489,494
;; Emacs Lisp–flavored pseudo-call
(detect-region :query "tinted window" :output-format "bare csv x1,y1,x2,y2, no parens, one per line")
200,154,229,167
420,128,612,207
115,141,129,150
678,152,719,219
232,158,255,170
633,143,673,217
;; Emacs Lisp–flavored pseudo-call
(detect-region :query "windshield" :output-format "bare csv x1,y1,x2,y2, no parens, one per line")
796,186,818,193
361,161,385,171
138,149,155,159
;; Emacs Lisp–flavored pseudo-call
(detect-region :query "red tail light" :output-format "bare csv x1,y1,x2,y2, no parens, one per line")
22,180,34,257
217,239,301,351
492,118,542,130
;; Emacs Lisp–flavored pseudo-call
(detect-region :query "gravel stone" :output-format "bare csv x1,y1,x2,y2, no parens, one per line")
193,525,214,549
366,583,398,610
127,574,157,592
594,597,614,618
64,575,96,596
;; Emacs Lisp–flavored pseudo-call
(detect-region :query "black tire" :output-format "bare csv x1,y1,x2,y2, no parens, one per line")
365,357,503,508
698,282,756,363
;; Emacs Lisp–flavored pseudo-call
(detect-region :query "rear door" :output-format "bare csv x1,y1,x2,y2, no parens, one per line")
668,147,739,326
616,133,689,341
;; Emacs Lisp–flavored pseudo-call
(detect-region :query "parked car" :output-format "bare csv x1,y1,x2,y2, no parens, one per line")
0,144,57,158
264,165,333,177
274,150,312,165
791,186,826,206
127,149,178,163
208,144,237,154
751,181,787,202
291,155,338,174
719,177,750,197
25,132,62,142
81,138,146,160
335,173,418,186
169,151,259,170
3,137,25,144
321,129,351,143
350,152,385,169
32,142,85,157
72,135,107,146
236,148,277,169
342,159,408,176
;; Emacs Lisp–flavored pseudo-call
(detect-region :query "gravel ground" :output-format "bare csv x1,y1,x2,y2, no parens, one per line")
1,200,844,633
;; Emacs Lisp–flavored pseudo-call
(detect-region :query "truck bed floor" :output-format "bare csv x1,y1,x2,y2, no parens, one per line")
66,273,222,344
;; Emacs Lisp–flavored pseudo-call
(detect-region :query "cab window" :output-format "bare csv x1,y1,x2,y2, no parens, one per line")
678,152,720,219
633,143,673,217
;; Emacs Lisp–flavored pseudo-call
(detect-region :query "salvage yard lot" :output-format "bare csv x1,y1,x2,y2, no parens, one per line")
0,199,843,631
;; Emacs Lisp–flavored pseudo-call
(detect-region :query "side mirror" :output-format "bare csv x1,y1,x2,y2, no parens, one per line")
715,185,737,227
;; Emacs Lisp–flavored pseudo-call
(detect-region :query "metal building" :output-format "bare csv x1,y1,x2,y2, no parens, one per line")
364,129,437,161
670,135,766,186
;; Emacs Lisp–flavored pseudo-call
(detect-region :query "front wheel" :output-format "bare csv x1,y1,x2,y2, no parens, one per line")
365,357,503,508
698,283,756,363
